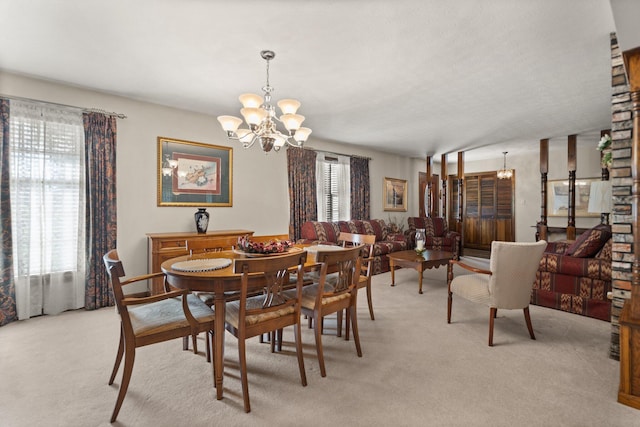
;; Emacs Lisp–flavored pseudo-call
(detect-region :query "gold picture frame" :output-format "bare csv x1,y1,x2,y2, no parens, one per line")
383,177,407,212
157,136,233,207
547,178,600,217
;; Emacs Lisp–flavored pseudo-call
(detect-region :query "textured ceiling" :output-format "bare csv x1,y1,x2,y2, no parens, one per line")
0,0,620,160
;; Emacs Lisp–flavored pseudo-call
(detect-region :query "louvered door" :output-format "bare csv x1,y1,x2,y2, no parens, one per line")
463,172,514,250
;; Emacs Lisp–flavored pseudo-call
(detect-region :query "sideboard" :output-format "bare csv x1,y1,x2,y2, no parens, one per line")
146,229,253,294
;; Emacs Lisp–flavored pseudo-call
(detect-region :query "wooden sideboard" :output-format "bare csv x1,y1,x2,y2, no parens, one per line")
147,229,253,294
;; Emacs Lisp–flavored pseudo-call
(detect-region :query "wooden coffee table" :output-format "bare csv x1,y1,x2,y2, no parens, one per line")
388,249,454,294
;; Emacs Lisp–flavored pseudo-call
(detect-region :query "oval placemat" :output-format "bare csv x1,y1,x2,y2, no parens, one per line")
172,258,232,272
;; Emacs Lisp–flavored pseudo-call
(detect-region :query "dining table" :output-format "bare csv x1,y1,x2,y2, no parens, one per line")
161,245,335,400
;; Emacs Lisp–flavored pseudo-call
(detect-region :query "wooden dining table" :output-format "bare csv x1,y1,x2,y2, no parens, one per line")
161,245,326,400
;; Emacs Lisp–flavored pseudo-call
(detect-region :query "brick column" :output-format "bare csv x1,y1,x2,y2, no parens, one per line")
610,33,634,360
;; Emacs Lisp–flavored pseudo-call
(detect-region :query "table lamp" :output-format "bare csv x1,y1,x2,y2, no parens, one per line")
588,180,612,225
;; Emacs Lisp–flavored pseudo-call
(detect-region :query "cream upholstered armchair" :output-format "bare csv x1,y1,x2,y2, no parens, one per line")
447,240,547,346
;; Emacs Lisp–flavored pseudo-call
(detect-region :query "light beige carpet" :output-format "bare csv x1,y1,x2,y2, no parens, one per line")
1,263,638,427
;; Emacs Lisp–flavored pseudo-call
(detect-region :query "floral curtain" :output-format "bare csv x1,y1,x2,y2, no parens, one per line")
83,113,117,310
350,156,370,220
287,148,317,241
0,99,16,326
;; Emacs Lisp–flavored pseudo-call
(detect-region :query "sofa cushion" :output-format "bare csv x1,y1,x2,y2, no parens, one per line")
565,224,612,258
300,221,341,243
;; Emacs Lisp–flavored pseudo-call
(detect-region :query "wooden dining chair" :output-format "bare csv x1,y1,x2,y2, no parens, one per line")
183,238,237,356
338,232,376,335
296,245,363,377
226,250,309,412
102,250,215,422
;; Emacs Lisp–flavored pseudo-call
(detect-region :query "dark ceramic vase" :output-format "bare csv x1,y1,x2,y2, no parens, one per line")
194,208,209,234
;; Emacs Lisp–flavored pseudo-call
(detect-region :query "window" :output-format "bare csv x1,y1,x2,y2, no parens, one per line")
316,152,350,221
9,101,86,319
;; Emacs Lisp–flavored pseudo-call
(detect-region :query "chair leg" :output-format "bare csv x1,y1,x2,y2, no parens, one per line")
111,346,135,423
488,307,497,347
313,314,327,377
210,331,216,387
109,327,125,385
205,331,211,363
366,282,375,320
350,304,363,357
447,292,453,324
336,310,342,337
345,309,350,341
191,333,198,354
294,322,307,386
277,329,283,352
524,306,536,340
238,338,251,413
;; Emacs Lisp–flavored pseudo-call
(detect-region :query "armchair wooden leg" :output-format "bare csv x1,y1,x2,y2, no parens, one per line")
294,322,307,387
350,305,362,357
524,306,536,340
313,314,327,377
238,339,251,413
488,307,497,347
111,346,135,423
366,282,375,320
109,327,125,385
191,333,198,354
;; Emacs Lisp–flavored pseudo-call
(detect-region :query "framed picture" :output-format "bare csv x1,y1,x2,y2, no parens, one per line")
383,177,407,212
547,178,600,217
157,136,233,207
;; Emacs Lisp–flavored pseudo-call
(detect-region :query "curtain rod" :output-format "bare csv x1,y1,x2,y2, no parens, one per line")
304,147,372,161
0,94,127,119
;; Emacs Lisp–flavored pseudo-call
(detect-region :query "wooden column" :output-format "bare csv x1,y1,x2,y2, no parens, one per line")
538,139,549,241
619,45,640,411
457,152,464,238
426,156,433,217
441,154,447,221
567,135,577,240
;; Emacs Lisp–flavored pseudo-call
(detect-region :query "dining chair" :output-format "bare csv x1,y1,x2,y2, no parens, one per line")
296,244,363,377
447,240,547,346
102,249,215,422
338,232,376,336
183,238,236,355
226,250,309,412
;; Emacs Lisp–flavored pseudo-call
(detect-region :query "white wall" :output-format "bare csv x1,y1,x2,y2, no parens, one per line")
0,71,414,277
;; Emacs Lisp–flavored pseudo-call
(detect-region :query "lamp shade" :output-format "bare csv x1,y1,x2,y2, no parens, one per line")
588,180,612,213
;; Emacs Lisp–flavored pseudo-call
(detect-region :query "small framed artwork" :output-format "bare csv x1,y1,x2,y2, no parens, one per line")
383,177,407,212
157,136,233,207
547,178,600,217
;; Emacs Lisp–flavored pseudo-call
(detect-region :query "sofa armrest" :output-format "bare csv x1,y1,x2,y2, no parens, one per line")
386,233,406,242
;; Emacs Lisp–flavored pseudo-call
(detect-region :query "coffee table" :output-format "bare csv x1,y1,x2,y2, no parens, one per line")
388,249,454,294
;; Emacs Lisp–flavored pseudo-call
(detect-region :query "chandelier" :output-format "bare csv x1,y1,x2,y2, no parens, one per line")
217,50,312,153
497,151,513,179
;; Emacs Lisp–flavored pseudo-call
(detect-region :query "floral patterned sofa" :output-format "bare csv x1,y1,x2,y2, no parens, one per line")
298,219,407,275
531,224,612,321
404,217,461,259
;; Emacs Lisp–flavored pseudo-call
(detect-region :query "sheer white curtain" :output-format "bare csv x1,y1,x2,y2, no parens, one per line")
316,152,350,221
9,101,86,320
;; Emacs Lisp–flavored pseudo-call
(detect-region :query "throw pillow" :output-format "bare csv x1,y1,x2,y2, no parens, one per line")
566,224,612,258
